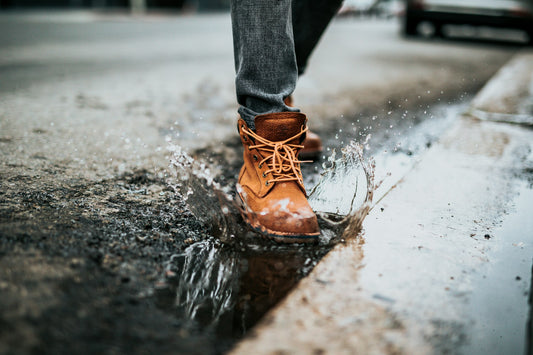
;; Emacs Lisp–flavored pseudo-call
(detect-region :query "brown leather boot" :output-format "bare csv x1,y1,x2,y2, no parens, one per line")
284,96,323,160
237,112,320,243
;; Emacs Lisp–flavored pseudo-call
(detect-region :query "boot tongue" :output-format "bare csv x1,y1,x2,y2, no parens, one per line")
254,112,307,143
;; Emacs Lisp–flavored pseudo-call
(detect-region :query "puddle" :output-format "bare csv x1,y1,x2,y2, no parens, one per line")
154,238,331,352
158,102,468,352
157,139,373,351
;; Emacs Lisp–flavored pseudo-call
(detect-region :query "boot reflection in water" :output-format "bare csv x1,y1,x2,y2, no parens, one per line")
235,251,308,331
231,0,343,242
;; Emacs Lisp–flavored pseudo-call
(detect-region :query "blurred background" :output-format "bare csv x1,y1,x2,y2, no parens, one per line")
0,0,400,15
0,0,230,12
1,0,531,45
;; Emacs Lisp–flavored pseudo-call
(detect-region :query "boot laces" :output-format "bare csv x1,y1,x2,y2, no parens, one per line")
243,125,310,186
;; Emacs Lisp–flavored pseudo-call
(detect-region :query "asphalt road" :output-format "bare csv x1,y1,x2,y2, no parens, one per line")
0,10,527,354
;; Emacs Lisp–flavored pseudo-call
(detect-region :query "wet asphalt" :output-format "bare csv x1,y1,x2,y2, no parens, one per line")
0,10,529,355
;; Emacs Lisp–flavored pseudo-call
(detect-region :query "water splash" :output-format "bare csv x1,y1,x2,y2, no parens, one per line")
168,144,246,244
160,103,464,352
162,140,371,344
156,237,331,344
308,139,374,243
161,240,240,328
168,139,374,246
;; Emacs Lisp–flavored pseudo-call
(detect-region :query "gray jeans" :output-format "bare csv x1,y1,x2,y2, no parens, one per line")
231,0,342,130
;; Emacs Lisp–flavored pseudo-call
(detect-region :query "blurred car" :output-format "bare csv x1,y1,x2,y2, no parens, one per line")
403,0,533,42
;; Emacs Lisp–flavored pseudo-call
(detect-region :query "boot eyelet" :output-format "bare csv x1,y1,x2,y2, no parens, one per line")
243,135,248,141
265,181,270,186
253,155,258,161
258,163,263,168
262,172,267,178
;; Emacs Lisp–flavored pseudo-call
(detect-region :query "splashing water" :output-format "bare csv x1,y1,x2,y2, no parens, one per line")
308,140,374,242
162,240,240,327
168,139,374,245
168,144,253,244
156,236,331,346
159,103,467,353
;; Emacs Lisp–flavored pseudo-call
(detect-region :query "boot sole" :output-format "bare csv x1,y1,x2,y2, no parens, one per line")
248,223,320,244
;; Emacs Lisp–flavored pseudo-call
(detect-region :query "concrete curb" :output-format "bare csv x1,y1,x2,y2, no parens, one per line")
229,52,533,354
468,49,533,125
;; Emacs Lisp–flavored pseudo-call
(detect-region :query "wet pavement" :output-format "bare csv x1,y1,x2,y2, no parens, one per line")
231,53,533,354
0,10,531,355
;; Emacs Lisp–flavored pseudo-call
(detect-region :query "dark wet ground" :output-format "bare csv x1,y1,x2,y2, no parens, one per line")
0,137,332,354
1,148,342,354
0,169,211,354
0,92,490,354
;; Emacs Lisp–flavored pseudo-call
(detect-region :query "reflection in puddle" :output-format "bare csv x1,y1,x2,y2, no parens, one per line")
155,238,330,351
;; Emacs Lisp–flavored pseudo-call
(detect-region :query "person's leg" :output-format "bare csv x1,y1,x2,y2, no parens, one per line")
291,0,343,76
280,0,341,160
230,0,320,241
230,0,299,131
